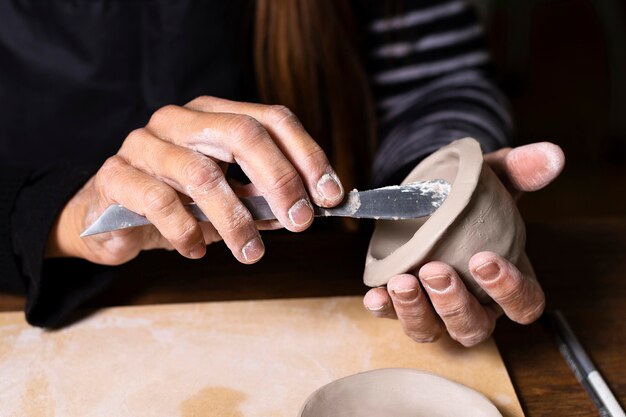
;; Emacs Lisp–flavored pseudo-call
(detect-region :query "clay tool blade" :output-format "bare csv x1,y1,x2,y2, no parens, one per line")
80,179,450,237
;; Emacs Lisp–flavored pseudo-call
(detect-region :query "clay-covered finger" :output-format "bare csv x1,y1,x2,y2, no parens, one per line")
485,143,565,196
363,288,397,319
387,274,443,343
469,252,545,325
118,131,264,264
505,142,565,192
185,96,344,207
419,262,496,347
144,106,314,233
94,155,206,260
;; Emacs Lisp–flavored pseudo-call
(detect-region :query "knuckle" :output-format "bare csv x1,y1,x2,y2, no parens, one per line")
124,128,149,146
397,304,430,323
142,185,179,216
170,219,200,246
182,157,223,192
94,155,126,192
267,105,300,128
495,284,526,310
119,128,149,157
149,104,180,127
266,167,300,195
515,293,545,325
304,146,327,164
230,115,269,146
222,204,254,236
187,95,214,109
300,146,329,176
437,301,471,322
98,155,125,183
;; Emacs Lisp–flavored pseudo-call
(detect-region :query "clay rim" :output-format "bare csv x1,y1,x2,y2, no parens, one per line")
298,367,501,416
365,138,483,282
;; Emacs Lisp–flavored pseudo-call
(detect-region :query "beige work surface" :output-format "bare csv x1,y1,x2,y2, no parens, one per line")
0,296,524,417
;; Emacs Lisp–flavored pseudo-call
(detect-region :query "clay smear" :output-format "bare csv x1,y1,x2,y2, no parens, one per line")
370,180,451,208
317,192,361,217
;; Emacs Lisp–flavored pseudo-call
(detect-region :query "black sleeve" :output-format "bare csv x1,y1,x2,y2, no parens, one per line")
0,166,32,294
1,162,118,327
364,0,513,186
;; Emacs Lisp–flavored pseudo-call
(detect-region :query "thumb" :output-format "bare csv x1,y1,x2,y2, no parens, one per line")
505,142,565,192
486,142,565,194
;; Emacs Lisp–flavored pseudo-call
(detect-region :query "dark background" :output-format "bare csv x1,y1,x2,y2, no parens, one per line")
477,0,626,221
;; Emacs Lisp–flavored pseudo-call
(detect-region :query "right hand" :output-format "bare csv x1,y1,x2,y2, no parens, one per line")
45,96,344,266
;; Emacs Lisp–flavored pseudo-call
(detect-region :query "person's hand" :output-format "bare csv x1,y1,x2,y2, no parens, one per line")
362,142,565,347
45,96,344,265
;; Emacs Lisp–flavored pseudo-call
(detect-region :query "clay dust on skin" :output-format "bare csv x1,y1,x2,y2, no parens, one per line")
188,128,236,163
506,142,565,191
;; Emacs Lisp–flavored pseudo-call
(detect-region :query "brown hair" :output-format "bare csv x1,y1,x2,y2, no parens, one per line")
254,0,376,192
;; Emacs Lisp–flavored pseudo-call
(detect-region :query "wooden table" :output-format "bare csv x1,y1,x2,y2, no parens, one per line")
1,171,625,417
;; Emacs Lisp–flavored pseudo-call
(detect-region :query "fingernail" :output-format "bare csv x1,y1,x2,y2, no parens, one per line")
288,198,313,227
391,287,418,302
317,173,343,202
423,274,451,293
242,237,265,262
475,261,500,282
189,241,206,259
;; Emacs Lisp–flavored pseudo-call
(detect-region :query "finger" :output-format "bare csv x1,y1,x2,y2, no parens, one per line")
145,106,314,233
185,96,344,207
363,287,397,319
470,251,545,325
118,129,264,264
419,262,497,347
485,143,565,195
388,274,443,343
94,155,206,260
506,142,565,192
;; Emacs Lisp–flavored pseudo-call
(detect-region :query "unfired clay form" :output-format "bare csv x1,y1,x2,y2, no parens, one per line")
299,368,502,417
364,138,526,302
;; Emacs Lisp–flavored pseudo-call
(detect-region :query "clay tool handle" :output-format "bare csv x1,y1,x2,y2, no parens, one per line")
548,310,625,417
80,179,450,237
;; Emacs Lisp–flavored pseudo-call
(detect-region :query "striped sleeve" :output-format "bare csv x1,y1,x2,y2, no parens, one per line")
363,0,513,186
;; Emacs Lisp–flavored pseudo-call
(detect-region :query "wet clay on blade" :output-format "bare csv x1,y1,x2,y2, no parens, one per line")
299,368,502,417
364,138,526,302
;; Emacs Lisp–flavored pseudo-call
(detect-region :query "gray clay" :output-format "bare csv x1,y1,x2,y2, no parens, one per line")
299,368,502,417
363,138,526,302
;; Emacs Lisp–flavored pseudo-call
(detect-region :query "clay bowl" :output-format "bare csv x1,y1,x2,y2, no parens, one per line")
298,368,502,417
364,138,525,302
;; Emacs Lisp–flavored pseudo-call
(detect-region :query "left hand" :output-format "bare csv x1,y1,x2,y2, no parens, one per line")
362,142,565,347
